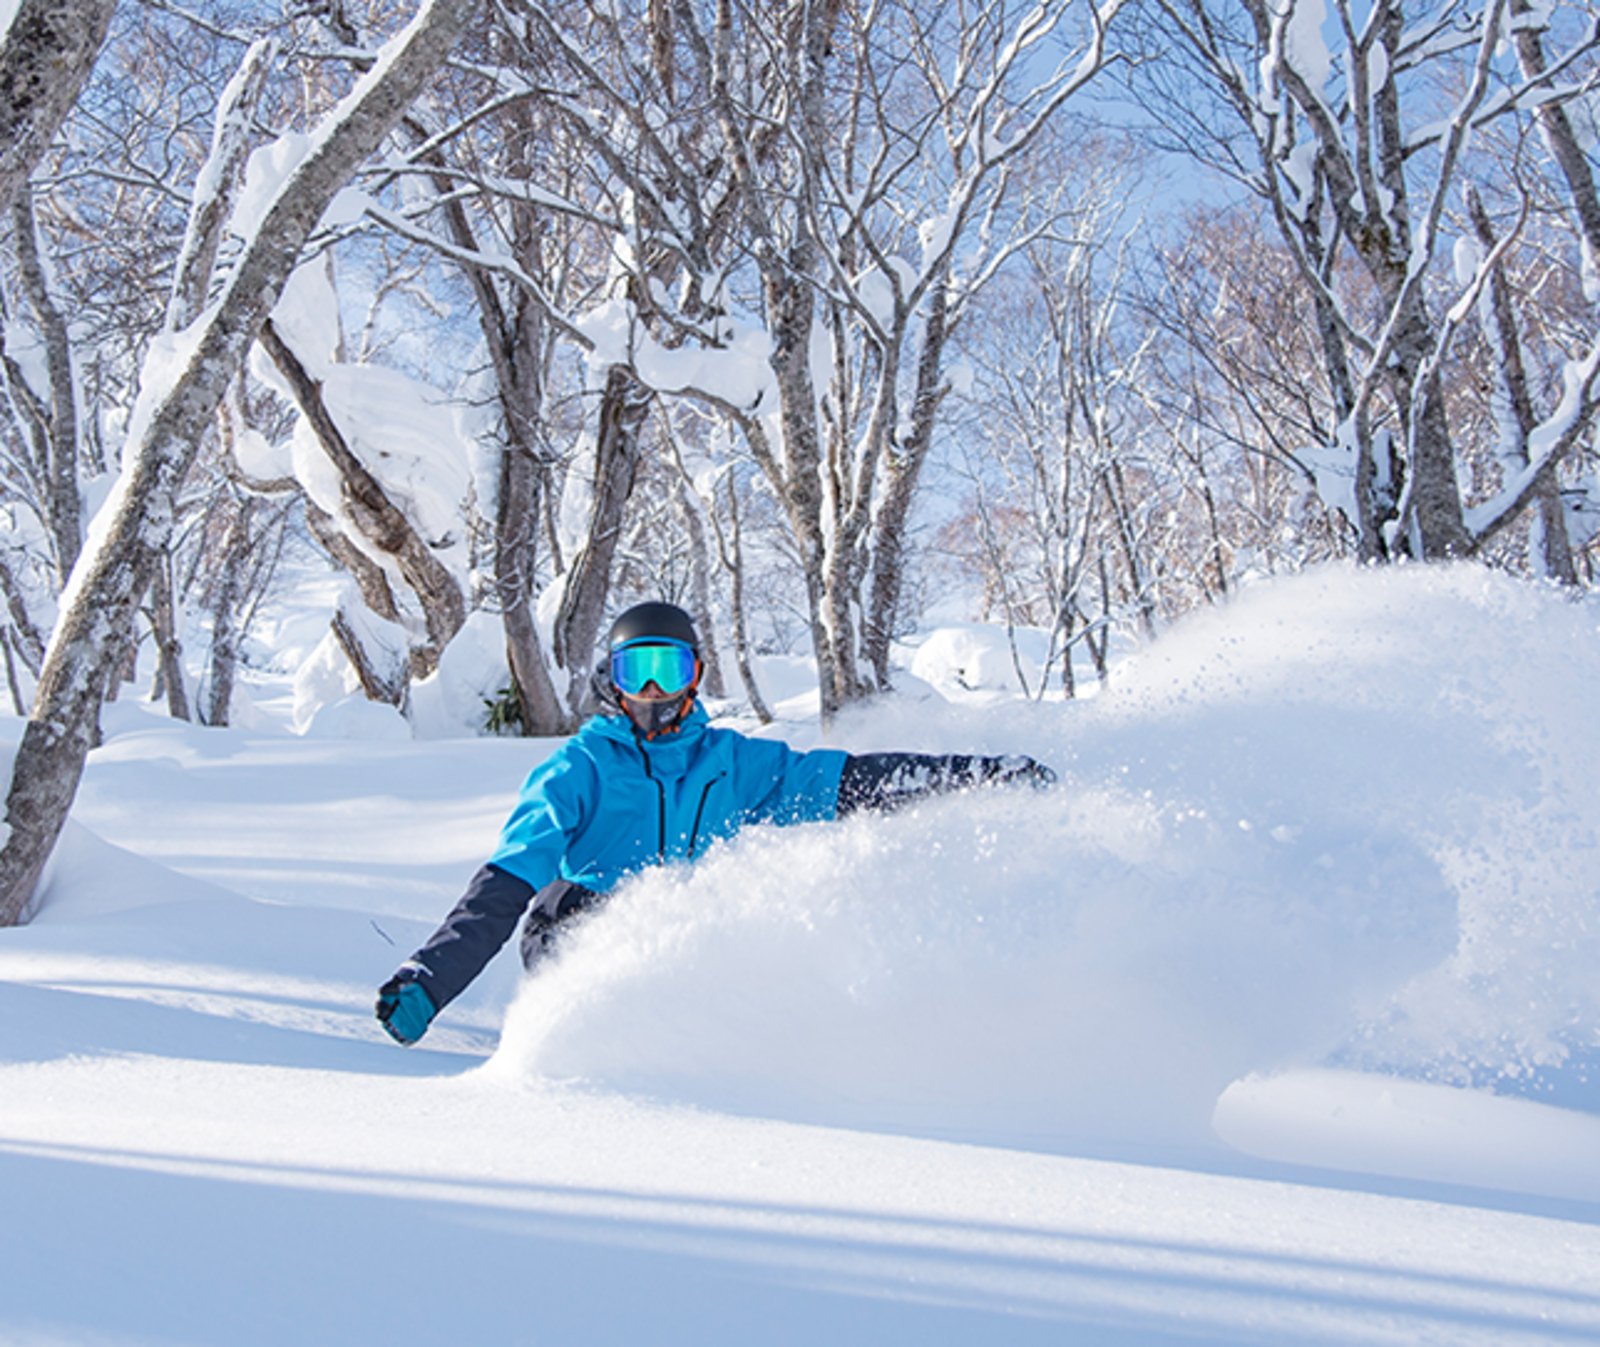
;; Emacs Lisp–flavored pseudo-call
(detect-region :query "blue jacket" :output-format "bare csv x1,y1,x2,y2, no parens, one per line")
403,706,848,1009
487,704,848,891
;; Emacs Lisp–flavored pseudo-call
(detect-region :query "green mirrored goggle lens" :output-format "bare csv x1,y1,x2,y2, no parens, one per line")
610,640,696,696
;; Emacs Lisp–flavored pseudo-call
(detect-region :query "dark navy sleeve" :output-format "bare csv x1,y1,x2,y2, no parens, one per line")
836,753,1028,816
402,863,535,1011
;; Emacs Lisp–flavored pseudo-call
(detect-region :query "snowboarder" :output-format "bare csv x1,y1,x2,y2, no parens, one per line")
376,600,1056,1045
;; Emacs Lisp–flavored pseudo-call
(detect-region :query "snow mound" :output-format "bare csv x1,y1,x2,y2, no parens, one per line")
490,565,1600,1147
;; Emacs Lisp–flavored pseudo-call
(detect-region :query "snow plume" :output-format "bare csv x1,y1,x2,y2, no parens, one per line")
492,785,1451,1152
1060,566,1600,1090
491,565,1600,1147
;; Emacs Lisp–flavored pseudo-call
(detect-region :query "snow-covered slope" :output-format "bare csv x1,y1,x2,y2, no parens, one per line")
2,564,1598,1344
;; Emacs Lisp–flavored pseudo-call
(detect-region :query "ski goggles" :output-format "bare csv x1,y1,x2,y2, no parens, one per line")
610,639,698,697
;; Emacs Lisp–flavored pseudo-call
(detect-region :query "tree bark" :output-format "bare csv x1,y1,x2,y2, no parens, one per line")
1467,188,1576,583
202,498,255,727
865,273,951,689
552,364,649,712
331,598,408,708
146,550,191,721
305,498,399,624
397,106,568,734
496,436,566,734
717,471,771,723
0,551,47,680
1509,0,1600,266
0,0,117,221
0,0,473,926
674,473,725,698
9,190,81,582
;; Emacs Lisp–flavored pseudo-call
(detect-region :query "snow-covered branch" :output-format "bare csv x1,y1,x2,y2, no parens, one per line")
0,0,476,926
1466,335,1600,548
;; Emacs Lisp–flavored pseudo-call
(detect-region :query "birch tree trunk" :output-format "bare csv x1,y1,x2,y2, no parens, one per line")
495,433,566,735
0,0,472,926
9,190,82,581
258,318,465,678
864,273,951,689
0,0,117,220
717,473,771,724
396,109,568,734
673,474,725,699
202,497,255,727
146,550,192,721
1467,187,1576,583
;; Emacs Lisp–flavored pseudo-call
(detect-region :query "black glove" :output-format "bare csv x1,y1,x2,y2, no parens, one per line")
519,879,602,970
980,754,1058,789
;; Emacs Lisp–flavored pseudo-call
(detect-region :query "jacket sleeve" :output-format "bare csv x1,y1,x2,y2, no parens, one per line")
485,744,599,888
835,752,1052,815
402,863,535,1012
403,747,598,1010
741,738,850,826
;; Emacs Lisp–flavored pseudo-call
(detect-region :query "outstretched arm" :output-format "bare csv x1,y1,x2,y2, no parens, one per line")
376,863,534,1045
377,747,594,1045
835,752,1055,816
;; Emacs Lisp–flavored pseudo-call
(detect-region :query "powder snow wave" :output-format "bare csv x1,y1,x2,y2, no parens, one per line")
492,566,1600,1149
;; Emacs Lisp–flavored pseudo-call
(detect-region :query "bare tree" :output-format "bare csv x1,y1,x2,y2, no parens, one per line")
487,0,1127,720
0,0,474,926
1145,0,1600,563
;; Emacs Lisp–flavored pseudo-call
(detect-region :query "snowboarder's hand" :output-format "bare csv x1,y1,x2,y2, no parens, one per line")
376,973,436,1045
984,755,1058,789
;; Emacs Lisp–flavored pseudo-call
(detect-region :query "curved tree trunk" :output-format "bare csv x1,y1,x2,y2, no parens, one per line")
0,0,473,926
258,318,465,678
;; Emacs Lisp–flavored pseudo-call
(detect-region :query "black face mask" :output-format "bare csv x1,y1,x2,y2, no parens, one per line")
621,690,692,739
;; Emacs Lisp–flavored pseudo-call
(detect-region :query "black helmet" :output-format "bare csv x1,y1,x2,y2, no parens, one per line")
601,600,702,739
607,601,699,654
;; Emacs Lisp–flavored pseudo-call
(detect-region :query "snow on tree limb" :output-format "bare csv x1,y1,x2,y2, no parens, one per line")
167,36,280,333
0,0,475,927
1466,336,1600,549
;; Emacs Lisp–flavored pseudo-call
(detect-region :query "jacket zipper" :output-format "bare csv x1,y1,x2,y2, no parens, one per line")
636,736,723,862
636,740,667,860
686,774,725,859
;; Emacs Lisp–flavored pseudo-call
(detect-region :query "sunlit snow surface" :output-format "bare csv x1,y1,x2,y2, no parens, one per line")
4,563,1600,1345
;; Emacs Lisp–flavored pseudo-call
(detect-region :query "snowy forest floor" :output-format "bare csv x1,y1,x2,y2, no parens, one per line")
3,563,1600,1344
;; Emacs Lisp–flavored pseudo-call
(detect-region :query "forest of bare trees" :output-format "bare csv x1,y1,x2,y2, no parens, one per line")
1,0,1596,922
